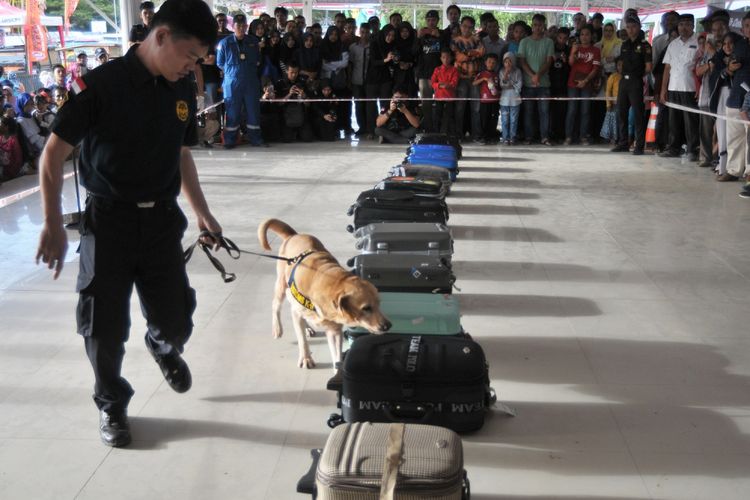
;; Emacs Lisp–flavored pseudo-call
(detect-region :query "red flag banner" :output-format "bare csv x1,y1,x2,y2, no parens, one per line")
25,0,48,72
64,0,80,33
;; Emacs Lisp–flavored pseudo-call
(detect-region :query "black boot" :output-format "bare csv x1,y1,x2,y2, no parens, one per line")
99,409,131,447
146,340,192,393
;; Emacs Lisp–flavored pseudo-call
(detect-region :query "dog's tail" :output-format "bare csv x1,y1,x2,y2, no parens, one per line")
258,218,298,251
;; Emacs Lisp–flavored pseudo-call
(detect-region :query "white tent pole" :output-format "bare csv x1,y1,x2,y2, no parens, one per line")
303,0,313,26
266,0,278,16
442,0,450,29
580,0,588,17
119,0,139,52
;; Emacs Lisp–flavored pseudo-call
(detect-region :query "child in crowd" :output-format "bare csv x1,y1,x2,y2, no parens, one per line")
499,52,522,145
32,94,55,137
0,116,23,181
14,93,45,169
473,53,501,144
601,57,622,144
739,91,750,199
431,48,458,137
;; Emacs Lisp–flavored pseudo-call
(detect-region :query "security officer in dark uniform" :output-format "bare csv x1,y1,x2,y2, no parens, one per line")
36,0,222,448
611,14,652,155
128,1,155,45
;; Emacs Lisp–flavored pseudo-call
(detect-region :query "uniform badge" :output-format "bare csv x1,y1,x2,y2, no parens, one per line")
635,45,641,53
240,53,246,60
176,100,189,122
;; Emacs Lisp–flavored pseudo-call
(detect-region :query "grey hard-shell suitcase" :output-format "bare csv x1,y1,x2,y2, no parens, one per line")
347,253,455,294
388,164,453,187
309,422,470,500
354,223,453,261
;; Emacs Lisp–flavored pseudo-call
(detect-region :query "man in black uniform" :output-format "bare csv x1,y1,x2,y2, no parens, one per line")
36,0,222,448
611,14,652,155
129,1,155,45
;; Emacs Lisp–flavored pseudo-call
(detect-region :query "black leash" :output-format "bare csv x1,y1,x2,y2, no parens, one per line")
183,231,302,283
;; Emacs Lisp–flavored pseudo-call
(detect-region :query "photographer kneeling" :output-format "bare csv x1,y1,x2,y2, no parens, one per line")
374,87,421,144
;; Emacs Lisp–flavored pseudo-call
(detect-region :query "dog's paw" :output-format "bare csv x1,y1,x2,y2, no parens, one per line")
298,355,316,369
305,327,316,337
272,326,283,339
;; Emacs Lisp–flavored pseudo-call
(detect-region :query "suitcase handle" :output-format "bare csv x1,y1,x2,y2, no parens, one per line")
382,402,434,423
296,448,321,496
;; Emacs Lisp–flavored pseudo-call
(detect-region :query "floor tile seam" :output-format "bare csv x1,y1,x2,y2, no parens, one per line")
72,446,114,500
605,399,655,499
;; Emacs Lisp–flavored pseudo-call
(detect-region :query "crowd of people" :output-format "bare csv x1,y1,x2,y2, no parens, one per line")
2,2,750,198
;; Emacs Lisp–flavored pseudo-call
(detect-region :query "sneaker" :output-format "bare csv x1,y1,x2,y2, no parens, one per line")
378,136,385,144
740,191,750,199
610,145,629,152
523,139,532,146
716,173,739,182
99,409,131,448
697,161,713,168
632,149,644,156
581,138,590,146
563,138,572,146
541,138,552,146
146,341,192,393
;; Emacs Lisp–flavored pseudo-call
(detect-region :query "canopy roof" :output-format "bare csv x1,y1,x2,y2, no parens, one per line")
0,1,63,27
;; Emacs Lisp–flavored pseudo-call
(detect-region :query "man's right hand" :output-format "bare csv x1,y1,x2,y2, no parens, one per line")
36,221,68,279
660,89,668,105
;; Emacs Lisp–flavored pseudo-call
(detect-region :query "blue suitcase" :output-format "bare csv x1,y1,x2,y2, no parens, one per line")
409,145,458,159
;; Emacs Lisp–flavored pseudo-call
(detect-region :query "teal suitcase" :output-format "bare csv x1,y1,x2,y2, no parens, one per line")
346,292,463,344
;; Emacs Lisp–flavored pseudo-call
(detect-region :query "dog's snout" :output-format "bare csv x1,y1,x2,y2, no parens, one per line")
380,319,392,332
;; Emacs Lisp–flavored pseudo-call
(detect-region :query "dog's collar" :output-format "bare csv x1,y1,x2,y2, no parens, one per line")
287,250,317,312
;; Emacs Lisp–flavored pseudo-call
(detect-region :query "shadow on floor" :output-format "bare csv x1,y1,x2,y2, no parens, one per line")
451,261,648,284
461,156,532,163
456,177,542,188
458,293,601,316
127,416,328,451
449,191,541,200
450,225,562,242
458,166,532,174
449,204,540,216
203,389,335,406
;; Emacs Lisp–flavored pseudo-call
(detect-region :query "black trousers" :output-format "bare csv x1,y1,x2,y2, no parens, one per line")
699,110,716,164
352,84,376,134
666,90,699,156
617,77,646,150
77,196,196,413
433,100,455,137
479,102,499,141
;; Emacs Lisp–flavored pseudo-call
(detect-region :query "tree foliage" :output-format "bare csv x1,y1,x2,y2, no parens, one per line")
45,0,119,32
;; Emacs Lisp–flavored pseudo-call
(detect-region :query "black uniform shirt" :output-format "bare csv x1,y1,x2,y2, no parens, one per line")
129,24,150,43
620,37,652,79
51,45,198,203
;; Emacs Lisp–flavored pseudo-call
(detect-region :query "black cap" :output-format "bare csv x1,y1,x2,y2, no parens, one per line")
707,9,730,23
140,1,154,10
233,13,247,24
426,10,439,19
592,13,604,20
77,51,87,58
678,13,695,23
94,47,107,58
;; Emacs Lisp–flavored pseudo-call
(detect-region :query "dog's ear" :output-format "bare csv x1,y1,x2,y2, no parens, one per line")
334,293,354,320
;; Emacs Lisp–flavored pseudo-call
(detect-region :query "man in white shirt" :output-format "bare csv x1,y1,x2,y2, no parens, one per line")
659,13,700,161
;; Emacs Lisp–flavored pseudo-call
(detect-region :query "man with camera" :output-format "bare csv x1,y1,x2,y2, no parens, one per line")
275,62,315,143
374,87,421,144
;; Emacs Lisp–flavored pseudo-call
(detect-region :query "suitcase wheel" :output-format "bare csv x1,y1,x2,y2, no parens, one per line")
346,257,355,268
346,224,354,234
327,413,345,428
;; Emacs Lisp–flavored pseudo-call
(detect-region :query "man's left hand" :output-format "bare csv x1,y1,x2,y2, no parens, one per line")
197,213,223,250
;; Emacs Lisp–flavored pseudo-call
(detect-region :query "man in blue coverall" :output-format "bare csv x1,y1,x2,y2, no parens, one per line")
216,14,266,148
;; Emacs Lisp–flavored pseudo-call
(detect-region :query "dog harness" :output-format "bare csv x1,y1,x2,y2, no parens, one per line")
287,250,317,312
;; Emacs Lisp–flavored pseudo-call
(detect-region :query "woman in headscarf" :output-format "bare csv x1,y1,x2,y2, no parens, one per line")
279,32,298,74
393,21,418,97
261,29,282,82
320,26,352,134
295,32,322,80
366,24,398,113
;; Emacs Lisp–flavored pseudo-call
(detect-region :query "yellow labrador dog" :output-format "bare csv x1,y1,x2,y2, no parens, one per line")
258,219,391,370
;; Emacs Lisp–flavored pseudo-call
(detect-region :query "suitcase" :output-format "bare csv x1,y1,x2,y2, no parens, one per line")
387,164,452,186
412,133,463,159
299,422,470,500
327,334,495,433
344,291,463,345
407,147,458,161
347,191,449,233
409,144,459,156
405,158,459,181
375,176,448,199
354,222,453,260
348,254,456,294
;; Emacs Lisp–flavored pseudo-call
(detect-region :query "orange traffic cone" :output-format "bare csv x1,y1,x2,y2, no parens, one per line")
645,102,657,150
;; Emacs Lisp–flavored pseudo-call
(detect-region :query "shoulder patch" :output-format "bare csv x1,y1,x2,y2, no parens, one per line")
70,77,87,95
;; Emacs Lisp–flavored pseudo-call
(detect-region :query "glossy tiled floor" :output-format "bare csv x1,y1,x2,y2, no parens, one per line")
1,141,749,500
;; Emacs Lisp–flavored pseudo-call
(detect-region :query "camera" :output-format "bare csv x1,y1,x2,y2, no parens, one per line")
329,111,337,121
392,50,401,63
396,101,405,110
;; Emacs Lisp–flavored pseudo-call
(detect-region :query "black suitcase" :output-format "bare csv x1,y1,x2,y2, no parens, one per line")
327,334,495,433
348,253,455,293
375,176,448,199
346,189,449,233
411,133,463,159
